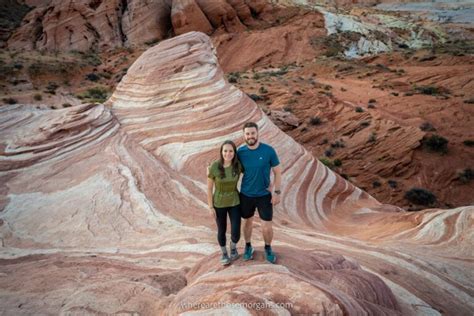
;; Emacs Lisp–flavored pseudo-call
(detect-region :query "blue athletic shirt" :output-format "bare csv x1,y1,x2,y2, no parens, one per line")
237,142,280,197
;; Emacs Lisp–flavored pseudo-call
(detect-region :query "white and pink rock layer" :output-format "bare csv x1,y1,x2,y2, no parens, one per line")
0,32,472,315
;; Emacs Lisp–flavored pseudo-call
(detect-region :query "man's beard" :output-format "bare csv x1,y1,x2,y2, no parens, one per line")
246,138,257,146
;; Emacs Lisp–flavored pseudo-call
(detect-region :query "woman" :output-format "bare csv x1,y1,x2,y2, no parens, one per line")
207,140,243,265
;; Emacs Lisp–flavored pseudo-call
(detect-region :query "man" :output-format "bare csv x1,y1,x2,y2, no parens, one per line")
237,122,282,264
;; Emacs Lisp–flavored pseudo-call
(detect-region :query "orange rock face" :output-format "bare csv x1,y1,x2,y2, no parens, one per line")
0,32,472,315
7,0,272,51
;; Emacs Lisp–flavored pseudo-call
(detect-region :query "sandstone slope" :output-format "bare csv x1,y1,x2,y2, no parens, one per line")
0,32,472,315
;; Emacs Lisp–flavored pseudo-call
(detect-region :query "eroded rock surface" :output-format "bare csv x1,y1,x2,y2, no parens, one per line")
0,32,472,315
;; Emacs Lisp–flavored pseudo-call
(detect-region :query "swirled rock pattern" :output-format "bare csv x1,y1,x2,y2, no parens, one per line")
0,32,472,315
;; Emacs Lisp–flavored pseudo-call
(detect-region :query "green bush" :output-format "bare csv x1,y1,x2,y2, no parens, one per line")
333,159,342,167
423,134,448,153
404,188,436,206
319,157,334,169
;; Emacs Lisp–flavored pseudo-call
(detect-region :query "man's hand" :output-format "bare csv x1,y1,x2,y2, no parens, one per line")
271,194,281,205
267,182,273,193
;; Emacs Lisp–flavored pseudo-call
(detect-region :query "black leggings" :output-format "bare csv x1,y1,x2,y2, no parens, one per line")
214,205,241,247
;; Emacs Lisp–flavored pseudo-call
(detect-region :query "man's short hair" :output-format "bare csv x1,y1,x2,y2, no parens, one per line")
243,122,258,131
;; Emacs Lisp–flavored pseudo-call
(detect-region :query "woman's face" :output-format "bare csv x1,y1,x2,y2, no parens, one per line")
222,144,235,162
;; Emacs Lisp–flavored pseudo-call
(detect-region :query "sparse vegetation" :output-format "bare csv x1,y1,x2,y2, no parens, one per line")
423,134,448,153
414,85,449,96
319,157,334,169
404,188,437,206
420,122,436,132
227,72,240,83
355,106,364,113
330,140,345,148
2,97,18,104
62,103,72,108
372,180,381,188
282,105,293,113
464,98,474,104
367,104,376,109
247,93,262,102
259,86,268,94
368,99,376,104
463,140,474,147
33,93,42,101
324,149,333,157
45,82,59,95
388,180,398,188
78,87,109,103
309,116,322,125
333,159,342,167
144,38,160,46
368,132,377,143
457,168,473,184
86,73,100,82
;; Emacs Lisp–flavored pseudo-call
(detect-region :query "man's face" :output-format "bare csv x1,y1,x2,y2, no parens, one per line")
243,127,258,146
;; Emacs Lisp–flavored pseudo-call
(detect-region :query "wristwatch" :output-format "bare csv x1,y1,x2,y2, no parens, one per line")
274,190,281,195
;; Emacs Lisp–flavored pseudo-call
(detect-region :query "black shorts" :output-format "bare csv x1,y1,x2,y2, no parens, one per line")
240,193,273,221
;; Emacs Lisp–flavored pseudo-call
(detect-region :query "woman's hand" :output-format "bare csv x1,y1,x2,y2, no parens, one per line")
209,205,216,219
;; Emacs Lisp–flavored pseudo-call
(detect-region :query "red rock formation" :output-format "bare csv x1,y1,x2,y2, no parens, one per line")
0,32,472,315
7,0,271,51
171,0,213,36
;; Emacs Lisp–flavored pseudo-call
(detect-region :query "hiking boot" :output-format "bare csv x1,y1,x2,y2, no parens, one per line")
230,247,239,261
220,254,231,266
243,245,254,261
265,247,276,264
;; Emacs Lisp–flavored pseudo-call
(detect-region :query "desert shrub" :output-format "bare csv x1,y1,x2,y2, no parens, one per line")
227,72,240,83
247,93,262,101
423,134,448,153
45,82,58,94
2,97,18,104
282,105,293,112
144,38,160,46
330,140,344,148
458,168,473,184
372,180,381,188
309,116,322,125
33,93,42,101
388,180,398,188
62,103,72,108
355,106,364,113
463,140,474,147
367,104,376,109
319,157,334,169
333,159,342,167
420,122,436,131
259,86,268,94
86,73,100,82
368,132,377,143
368,98,376,103
324,149,333,157
86,87,108,102
404,188,436,206
464,98,474,104
415,85,449,96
